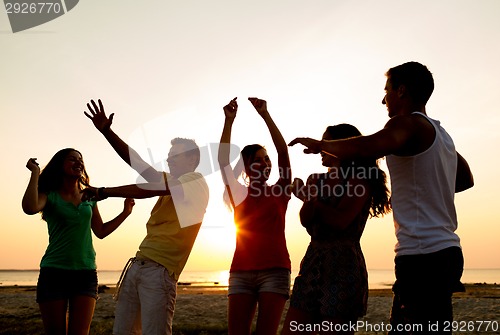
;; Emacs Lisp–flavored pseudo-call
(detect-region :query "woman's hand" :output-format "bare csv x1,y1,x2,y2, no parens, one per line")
123,198,135,215
293,174,324,202
22,157,46,215
305,173,324,201
26,158,40,172
248,97,269,118
292,178,306,201
223,97,238,119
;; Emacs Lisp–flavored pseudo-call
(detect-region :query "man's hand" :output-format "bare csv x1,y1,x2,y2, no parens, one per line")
81,186,106,202
84,99,114,133
288,137,322,154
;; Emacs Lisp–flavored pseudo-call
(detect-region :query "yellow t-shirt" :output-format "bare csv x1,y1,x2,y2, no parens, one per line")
136,171,209,280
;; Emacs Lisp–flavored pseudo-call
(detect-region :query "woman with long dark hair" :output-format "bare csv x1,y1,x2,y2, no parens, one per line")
22,148,134,335
218,98,292,335
282,124,391,334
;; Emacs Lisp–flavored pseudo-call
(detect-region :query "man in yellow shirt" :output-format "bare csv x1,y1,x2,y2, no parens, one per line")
84,100,209,335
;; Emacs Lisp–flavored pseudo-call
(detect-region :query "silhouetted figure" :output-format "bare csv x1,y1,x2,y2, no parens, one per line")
289,62,474,333
84,100,209,335
282,124,391,335
22,149,134,335
218,98,292,335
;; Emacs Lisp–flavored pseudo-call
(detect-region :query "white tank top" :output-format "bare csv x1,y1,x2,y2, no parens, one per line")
386,112,460,256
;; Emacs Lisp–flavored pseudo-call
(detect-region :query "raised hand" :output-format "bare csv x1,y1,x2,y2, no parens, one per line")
26,158,40,172
84,99,114,133
288,137,322,154
223,97,238,119
305,173,325,200
248,97,268,117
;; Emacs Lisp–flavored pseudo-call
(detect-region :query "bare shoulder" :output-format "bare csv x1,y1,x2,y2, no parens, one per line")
384,114,435,155
384,114,421,129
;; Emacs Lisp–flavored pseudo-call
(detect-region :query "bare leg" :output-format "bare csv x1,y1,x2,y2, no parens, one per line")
39,299,68,335
255,292,287,335
67,295,96,335
228,293,257,335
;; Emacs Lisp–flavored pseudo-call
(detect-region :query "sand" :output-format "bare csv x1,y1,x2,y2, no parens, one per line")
0,284,498,334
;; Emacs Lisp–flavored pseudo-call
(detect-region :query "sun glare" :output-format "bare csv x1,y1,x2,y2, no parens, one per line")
218,270,230,286
198,202,237,252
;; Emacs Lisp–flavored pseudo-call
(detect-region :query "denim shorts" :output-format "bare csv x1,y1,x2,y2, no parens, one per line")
228,268,291,298
36,267,98,303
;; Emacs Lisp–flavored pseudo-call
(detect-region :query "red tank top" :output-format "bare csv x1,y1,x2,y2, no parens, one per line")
230,184,291,271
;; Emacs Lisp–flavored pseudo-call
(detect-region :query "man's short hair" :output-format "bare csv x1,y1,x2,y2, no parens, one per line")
171,137,201,168
386,62,434,105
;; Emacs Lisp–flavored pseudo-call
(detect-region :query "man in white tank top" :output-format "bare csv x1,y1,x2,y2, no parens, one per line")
289,62,474,333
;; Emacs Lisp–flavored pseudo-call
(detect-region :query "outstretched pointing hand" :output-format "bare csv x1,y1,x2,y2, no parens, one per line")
288,137,322,154
84,99,114,133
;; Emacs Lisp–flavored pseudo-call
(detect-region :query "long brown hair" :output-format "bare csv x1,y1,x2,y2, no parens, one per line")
38,148,90,193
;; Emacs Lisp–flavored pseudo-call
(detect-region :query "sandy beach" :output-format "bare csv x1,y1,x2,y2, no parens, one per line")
0,284,498,334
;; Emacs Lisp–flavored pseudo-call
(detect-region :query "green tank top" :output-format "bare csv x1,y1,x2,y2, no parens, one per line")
40,192,97,270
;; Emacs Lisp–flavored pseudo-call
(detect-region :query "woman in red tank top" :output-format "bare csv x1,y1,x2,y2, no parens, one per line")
218,97,292,335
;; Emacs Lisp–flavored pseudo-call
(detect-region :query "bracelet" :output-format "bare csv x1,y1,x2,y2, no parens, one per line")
97,187,108,200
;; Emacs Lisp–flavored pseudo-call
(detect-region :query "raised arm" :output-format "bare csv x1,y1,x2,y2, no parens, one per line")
455,152,474,193
218,98,238,185
84,99,163,183
249,98,291,186
91,199,135,239
22,158,47,215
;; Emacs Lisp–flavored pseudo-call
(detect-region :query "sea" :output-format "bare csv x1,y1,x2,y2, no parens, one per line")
1,269,499,290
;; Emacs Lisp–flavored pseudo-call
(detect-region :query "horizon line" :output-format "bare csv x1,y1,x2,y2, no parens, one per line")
1,268,500,272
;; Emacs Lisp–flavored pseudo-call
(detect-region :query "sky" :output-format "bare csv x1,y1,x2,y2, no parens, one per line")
1,0,499,275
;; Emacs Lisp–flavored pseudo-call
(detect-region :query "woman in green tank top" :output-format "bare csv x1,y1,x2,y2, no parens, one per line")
22,148,135,335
